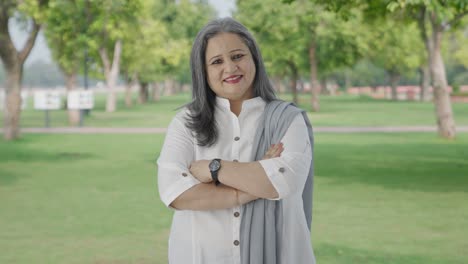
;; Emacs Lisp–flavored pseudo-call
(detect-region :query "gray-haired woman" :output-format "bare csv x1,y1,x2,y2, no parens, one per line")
157,17,316,264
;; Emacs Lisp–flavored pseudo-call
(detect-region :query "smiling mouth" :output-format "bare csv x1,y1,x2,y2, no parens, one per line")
224,75,243,84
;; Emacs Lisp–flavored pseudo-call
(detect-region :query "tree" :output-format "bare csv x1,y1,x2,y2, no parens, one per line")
85,0,142,112
0,0,49,140
44,0,87,125
367,19,422,100
310,0,468,138
390,0,468,139
237,0,308,104
237,0,366,108
119,0,170,105
120,0,214,104
157,0,215,96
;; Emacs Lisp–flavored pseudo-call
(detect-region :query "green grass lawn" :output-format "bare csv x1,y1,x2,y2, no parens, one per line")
1,133,467,263
5,92,468,128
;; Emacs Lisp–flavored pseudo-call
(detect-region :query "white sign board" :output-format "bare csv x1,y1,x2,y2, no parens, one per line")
0,90,28,110
34,90,62,110
67,90,94,110
21,91,28,109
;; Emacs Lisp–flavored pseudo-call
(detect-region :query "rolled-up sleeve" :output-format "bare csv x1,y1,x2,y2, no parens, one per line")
258,114,312,200
157,111,200,208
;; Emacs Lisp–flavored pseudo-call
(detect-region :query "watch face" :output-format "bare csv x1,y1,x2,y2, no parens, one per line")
209,159,221,171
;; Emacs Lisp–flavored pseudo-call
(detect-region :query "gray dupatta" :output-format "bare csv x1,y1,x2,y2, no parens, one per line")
240,100,314,264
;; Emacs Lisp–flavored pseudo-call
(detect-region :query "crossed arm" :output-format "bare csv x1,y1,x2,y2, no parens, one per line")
170,143,284,210
157,113,311,211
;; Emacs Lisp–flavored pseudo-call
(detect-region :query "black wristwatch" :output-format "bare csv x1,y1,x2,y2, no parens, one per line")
209,158,221,186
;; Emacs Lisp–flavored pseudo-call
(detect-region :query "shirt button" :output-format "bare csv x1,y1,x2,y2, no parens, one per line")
234,136,240,141
234,240,240,246
234,212,240,217
182,172,188,177
233,159,239,162
278,167,285,173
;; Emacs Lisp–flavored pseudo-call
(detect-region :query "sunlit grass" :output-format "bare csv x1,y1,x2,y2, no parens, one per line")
1,133,467,263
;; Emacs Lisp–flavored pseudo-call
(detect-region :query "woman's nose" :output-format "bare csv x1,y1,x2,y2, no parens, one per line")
224,60,238,73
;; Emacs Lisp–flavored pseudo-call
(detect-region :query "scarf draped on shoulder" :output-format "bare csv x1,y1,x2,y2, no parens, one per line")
240,100,314,264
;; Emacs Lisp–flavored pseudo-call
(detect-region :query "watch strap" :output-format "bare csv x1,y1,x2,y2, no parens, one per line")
212,170,220,186
211,158,221,186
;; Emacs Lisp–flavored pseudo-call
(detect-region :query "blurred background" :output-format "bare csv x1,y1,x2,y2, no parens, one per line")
1,0,467,263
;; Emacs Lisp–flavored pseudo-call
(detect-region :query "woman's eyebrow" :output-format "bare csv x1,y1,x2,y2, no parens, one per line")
208,54,222,63
208,49,246,63
229,48,245,53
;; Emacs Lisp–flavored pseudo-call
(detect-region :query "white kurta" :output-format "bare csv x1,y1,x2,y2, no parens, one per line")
157,96,316,264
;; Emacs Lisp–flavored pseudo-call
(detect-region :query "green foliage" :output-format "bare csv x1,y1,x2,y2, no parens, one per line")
44,0,87,75
236,0,367,80
366,19,423,77
236,0,307,77
387,0,468,24
450,23,468,68
17,0,50,23
156,0,215,81
119,0,215,83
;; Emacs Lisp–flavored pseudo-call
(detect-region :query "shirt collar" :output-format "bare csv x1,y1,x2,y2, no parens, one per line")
215,96,266,114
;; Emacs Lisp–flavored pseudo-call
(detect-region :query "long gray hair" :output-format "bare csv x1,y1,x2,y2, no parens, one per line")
186,17,277,146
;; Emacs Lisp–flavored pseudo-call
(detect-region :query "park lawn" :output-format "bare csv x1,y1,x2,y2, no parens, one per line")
1,133,467,263
5,92,468,128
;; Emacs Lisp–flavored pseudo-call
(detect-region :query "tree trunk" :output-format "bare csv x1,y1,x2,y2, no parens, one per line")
139,82,149,104
64,72,80,126
419,64,431,101
344,69,351,91
124,79,133,108
3,66,22,140
272,77,281,93
417,8,455,138
175,81,182,94
0,15,41,140
152,82,161,102
429,26,456,139
287,62,298,105
320,78,327,95
389,71,400,101
99,39,122,113
309,41,320,112
123,73,135,108
164,78,174,96
416,12,432,103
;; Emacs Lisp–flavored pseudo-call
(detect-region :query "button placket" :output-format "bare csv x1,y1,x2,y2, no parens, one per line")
231,115,241,171
230,112,242,255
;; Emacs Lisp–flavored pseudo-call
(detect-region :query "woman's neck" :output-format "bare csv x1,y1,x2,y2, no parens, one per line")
229,100,242,116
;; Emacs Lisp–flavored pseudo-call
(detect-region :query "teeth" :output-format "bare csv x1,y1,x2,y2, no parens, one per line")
225,76,241,81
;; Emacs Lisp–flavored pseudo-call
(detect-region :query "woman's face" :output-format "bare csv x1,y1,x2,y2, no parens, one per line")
205,33,256,102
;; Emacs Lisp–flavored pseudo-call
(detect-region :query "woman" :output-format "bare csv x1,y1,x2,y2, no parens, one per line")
157,17,316,264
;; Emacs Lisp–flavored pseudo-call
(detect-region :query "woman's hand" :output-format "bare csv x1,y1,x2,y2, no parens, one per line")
262,142,284,160
189,160,212,183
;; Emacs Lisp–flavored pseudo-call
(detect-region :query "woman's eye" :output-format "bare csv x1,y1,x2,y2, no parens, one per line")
232,54,244,60
212,59,222,65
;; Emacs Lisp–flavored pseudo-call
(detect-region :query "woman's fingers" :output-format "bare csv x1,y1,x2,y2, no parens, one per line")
272,142,284,157
262,143,284,159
